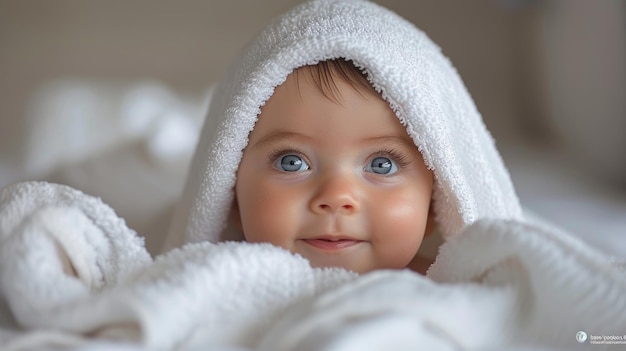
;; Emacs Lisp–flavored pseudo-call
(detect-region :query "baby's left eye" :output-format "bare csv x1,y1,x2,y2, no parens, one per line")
365,156,398,175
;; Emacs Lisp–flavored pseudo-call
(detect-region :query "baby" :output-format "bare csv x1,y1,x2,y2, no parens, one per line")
3,2,624,349
164,0,523,273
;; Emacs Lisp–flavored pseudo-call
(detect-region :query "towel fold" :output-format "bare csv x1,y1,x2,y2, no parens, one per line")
0,181,151,341
429,219,626,348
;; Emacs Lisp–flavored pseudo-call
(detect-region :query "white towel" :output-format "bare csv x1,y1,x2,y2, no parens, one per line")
0,182,151,325
256,218,626,351
429,219,626,349
164,0,523,251
2,182,623,350
0,182,357,350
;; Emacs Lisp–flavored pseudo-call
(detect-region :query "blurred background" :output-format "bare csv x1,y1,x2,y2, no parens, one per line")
0,0,624,256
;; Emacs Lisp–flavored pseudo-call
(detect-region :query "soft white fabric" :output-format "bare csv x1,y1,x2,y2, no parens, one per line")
0,181,152,350
1,182,624,350
164,0,522,251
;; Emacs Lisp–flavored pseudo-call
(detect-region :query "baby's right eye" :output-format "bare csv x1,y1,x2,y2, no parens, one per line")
274,154,310,172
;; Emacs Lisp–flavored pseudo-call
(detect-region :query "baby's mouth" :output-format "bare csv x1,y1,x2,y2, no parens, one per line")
302,235,363,251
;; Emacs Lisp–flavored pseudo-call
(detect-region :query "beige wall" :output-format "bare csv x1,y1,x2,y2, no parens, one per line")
543,0,626,183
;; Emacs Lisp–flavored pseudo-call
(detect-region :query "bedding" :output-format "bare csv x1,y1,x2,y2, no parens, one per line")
1,181,624,351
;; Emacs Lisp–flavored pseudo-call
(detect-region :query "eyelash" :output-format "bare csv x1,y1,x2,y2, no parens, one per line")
372,148,411,169
267,147,411,170
267,148,308,166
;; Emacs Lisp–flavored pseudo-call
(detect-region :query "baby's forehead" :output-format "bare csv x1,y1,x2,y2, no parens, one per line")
252,71,417,153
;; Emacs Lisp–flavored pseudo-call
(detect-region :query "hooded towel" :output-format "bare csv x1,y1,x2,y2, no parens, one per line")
164,0,523,250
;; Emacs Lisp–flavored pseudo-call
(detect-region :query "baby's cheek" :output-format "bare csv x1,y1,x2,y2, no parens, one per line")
241,186,301,247
375,189,429,228
371,195,428,266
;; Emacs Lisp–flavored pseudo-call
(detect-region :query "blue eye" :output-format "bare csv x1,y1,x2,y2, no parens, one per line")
275,154,310,172
365,156,398,175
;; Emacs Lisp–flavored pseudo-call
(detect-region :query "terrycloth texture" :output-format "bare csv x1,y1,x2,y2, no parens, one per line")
430,219,626,349
0,181,151,289
0,182,151,330
0,183,624,350
164,0,522,250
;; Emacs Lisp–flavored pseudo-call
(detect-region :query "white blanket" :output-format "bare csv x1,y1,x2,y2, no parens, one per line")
1,182,624,351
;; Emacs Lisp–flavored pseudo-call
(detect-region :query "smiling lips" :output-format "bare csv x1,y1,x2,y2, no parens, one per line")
303,236,363,251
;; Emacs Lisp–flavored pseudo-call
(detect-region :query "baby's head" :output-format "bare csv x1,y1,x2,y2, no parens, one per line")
165,0,522,270
232,59,434,273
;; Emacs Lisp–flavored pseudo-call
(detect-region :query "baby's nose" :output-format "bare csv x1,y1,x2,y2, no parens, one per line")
309,174,360,214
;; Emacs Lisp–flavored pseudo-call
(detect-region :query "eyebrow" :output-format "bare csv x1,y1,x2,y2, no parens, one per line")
249,130,416,149
359,134,419,153
249,130,312,149
363,135,415,147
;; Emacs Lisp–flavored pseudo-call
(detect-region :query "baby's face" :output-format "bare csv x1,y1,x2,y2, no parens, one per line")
234,71,433,273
